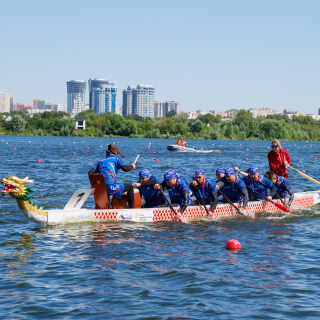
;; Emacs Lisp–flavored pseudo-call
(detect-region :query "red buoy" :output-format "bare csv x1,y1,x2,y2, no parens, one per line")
314,157,317,159
226,239,241,252
302,170,306,172
219,152,221,154
147,148,150,150
37,160,42,163
245,158,248,161
40,145,43,147
155,159,159,161
13,147,16,149
86,147,89,150
152,152,155,154
72,152,76,155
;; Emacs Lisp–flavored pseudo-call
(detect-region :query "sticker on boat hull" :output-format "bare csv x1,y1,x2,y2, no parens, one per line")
117,209,153,222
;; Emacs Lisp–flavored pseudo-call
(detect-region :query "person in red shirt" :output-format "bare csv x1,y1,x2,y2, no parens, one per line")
267,139,291,179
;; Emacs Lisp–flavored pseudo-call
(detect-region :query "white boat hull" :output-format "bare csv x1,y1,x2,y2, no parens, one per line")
19,190,320,226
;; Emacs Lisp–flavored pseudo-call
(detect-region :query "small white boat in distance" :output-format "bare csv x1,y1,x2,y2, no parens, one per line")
167,145,221,153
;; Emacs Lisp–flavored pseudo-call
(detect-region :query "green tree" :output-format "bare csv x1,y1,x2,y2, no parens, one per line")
8,115,26,133
166,110,177,118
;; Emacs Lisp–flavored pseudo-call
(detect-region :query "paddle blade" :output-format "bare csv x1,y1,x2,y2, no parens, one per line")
272,201,291,213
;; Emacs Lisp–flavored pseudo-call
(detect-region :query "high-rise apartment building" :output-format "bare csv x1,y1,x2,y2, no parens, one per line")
0,92,10,113
89,80,117,114
88,79,111,111
10,97,13,110
122,85,155,118
67,80,86,117
154,101,180,118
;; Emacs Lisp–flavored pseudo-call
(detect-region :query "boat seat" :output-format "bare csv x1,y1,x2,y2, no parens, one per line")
90,174,110,209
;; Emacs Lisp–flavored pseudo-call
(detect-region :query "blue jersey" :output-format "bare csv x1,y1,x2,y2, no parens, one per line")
164,175,191,206
192,177,217,204
92,155,126,199
243,174,274,200
220,175,247,203
138,175,166,208
275,176,292,198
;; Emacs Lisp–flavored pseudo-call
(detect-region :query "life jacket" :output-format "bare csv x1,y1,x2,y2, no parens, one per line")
181,140,186,147
176,140,181,145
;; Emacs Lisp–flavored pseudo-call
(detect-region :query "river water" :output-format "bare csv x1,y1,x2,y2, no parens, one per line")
1,136,320,319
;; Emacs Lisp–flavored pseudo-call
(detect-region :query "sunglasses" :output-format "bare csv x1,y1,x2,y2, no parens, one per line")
271,145,278,148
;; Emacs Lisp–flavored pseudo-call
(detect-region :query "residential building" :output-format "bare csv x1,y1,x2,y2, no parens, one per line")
283,109,304,115
33,99,45,109
116,103,122,115
12,104,18,111
44,103,53,110
17,103,25,110
67,80,86,117
88,79,111,111
2,115,12,121
154,102,166,118
122,86,136,117
154,101,180,118
54,104,67,113
318,108,320,116
123,85,155,118
10,97,13,110
75,118,86,130
0,92,10,113
92,82,117,114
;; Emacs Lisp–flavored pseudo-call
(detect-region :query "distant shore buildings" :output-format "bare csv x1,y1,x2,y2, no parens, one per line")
67,80,86,117
0,92,10,113
154,101,180,118
122,85,155,118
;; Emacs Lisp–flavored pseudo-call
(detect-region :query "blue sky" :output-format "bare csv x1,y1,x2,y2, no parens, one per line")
0,0,319,113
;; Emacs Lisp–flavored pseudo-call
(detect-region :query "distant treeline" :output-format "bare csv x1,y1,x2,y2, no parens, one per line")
1,109,320,141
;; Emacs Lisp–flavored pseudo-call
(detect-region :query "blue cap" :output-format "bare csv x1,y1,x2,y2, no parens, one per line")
249,166,259,173
216,167,226,174
164,169,177,181
195,169,206,176
139,168,151,178
225,167,236,175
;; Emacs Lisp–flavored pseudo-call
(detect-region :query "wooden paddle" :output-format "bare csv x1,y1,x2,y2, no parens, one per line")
287,166,320,187
158,187,182,222
246,186,291,213
218,189,245,216
133,154,140,165
275,192,287,206
195,186,210,216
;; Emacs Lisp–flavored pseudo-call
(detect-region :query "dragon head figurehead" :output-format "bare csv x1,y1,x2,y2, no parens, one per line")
1,176,34,200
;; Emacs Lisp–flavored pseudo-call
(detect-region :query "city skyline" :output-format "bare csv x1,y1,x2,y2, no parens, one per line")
1,1,319,114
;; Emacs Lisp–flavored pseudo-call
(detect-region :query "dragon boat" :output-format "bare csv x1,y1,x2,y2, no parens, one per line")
167,145,220,153
2,175,320,226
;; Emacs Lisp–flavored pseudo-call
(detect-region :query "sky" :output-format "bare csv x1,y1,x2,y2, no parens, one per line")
0,0,319,113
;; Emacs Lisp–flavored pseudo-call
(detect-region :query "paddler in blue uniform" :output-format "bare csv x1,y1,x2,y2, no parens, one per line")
154,169,191,219
216,167,249,214
189,169,218,215
88,144,136,208
264,170,294,208
216,167,225,182
132,169,166,208
242,166,276,201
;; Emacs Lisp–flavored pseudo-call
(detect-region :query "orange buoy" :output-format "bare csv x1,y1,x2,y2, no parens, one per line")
37,160,42,163
226,239,241,252
155,159,159,161
72,152,76,155
245,158,248,161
